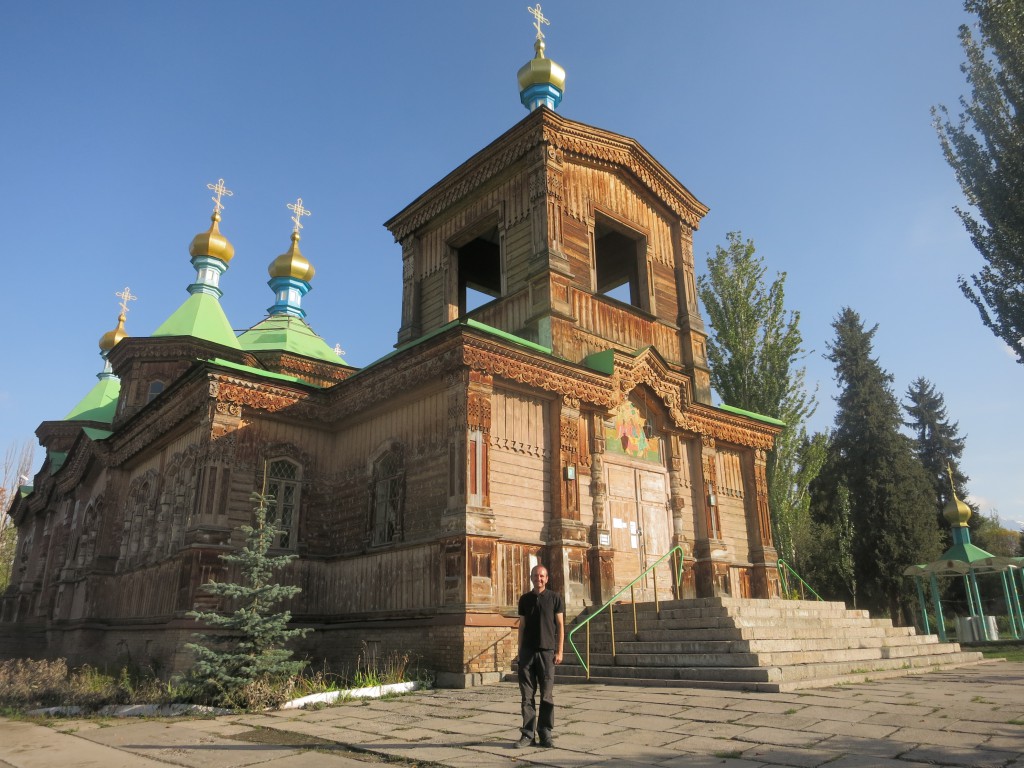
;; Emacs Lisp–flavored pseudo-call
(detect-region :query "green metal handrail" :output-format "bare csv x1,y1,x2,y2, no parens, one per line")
776,558,823,601
567,546,687,679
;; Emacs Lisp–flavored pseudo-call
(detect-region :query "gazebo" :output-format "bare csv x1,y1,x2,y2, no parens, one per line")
904,472,1024,643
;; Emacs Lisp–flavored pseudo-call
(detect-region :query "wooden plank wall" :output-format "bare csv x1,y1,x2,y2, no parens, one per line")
292,543,440,615
489,387,550,544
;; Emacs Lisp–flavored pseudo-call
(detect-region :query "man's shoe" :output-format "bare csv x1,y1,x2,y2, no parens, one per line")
513,734,534,749
539,736,554,748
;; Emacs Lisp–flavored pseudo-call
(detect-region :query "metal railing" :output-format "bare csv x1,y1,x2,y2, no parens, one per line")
776,558,823,601
567,546,687,679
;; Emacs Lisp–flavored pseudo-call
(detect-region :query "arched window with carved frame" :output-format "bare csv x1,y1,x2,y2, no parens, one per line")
266,459,301,550
368,445,405,547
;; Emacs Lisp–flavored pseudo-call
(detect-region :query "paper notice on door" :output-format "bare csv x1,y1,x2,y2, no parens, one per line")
630,535,638,549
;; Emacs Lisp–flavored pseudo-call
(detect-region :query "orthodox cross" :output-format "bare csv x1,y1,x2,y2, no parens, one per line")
206,178,233,214
527,3,549,40
334,343,346,357
116,286,137,315
288,197,312,233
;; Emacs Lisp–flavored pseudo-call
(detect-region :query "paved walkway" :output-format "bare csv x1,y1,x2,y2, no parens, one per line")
2,661,1023,768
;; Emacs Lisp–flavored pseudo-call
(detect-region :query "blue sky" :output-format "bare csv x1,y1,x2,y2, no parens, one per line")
2,1,1020,530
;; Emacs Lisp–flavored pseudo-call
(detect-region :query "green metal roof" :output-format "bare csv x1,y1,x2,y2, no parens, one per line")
354,318,552,377
48,451,67,474
238,315,346,364
82,427,112,441
64,377,120,423
718,403,787,427
206,357,323,388
936,541,996,565
152,292,241,349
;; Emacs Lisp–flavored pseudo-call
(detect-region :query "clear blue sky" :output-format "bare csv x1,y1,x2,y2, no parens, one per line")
2,2,1020,530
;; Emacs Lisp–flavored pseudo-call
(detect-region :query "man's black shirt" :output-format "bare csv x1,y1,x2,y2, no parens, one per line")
518,589,565,651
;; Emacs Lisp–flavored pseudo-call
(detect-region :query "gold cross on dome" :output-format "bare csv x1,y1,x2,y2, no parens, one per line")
206,178,233,214
527,3,549,40
288,197,312,233
116,286,137,315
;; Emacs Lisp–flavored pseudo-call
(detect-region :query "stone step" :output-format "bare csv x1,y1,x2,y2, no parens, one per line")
555,653,990,693
570,624,917,645
571,632,940,657
572,615,905,635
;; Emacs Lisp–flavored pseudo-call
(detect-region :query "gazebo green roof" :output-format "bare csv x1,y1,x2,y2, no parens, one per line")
238,315,345,364
63,377,121,423
152,292,241,349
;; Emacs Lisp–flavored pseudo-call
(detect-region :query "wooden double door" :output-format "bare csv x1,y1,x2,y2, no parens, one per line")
605,462,673,596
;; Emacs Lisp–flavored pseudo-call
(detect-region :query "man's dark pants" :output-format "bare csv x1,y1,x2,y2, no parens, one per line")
518,648,555,740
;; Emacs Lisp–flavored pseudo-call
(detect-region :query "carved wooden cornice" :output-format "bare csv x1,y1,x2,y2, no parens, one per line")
105,374,211,466
54,433,104,495
685,404,780,451
460,338,615,409
210,375,325,423
247,350,355,387
384,109,708,242
107,335,249,375
542,118,708,229
326,344,463,422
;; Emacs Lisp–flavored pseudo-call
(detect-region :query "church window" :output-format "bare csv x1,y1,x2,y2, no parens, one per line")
456,224,501,315
146,380,165,403
370,449,405,546
267,459,300,549
594,216,648,310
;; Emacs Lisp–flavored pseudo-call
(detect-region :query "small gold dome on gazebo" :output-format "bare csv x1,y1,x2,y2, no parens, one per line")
942,464,971,528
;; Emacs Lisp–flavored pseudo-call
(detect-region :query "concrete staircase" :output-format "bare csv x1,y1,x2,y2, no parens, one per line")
559,596,985,692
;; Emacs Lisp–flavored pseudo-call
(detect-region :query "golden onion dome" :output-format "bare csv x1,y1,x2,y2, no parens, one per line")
189,212,235,263
517,38,566,93
268,231,315,281
943,491,972,528
98,312,128,352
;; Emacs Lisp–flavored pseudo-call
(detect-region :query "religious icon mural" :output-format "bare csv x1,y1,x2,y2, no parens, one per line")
604,400,662,463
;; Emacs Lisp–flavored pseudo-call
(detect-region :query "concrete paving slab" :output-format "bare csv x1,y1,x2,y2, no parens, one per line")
888,725,988,747
0,720,172,768
901,744,1019,768
658,757,766,768
667,721,754,740
664,733,754,756
729,712,820,730
739,744,842,768
803,719,899,739
792,704,873,723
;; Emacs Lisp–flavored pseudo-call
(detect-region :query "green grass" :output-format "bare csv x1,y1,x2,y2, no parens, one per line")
971,642,1024,663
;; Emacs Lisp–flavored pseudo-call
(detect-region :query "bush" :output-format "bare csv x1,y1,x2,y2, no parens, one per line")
0,658,197,712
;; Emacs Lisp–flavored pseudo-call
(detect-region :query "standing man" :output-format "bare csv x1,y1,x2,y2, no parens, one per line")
515,564,564,749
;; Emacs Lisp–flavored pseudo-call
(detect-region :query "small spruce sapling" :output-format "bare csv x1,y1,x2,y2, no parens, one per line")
186,482,310,709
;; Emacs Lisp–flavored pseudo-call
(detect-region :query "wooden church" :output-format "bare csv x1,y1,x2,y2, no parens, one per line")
2,13,783,686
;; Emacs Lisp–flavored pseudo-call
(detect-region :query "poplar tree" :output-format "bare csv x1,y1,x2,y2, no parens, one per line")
187,491,310,709
818,309,941,623
902,377,974,538
934,0,1024,364
698,232,825,563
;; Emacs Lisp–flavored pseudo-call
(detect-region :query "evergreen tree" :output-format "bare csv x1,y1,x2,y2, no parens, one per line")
187,491,310,709
818,309,941,624
902,377,975,538
934,0,1024,364
698,232,824,562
